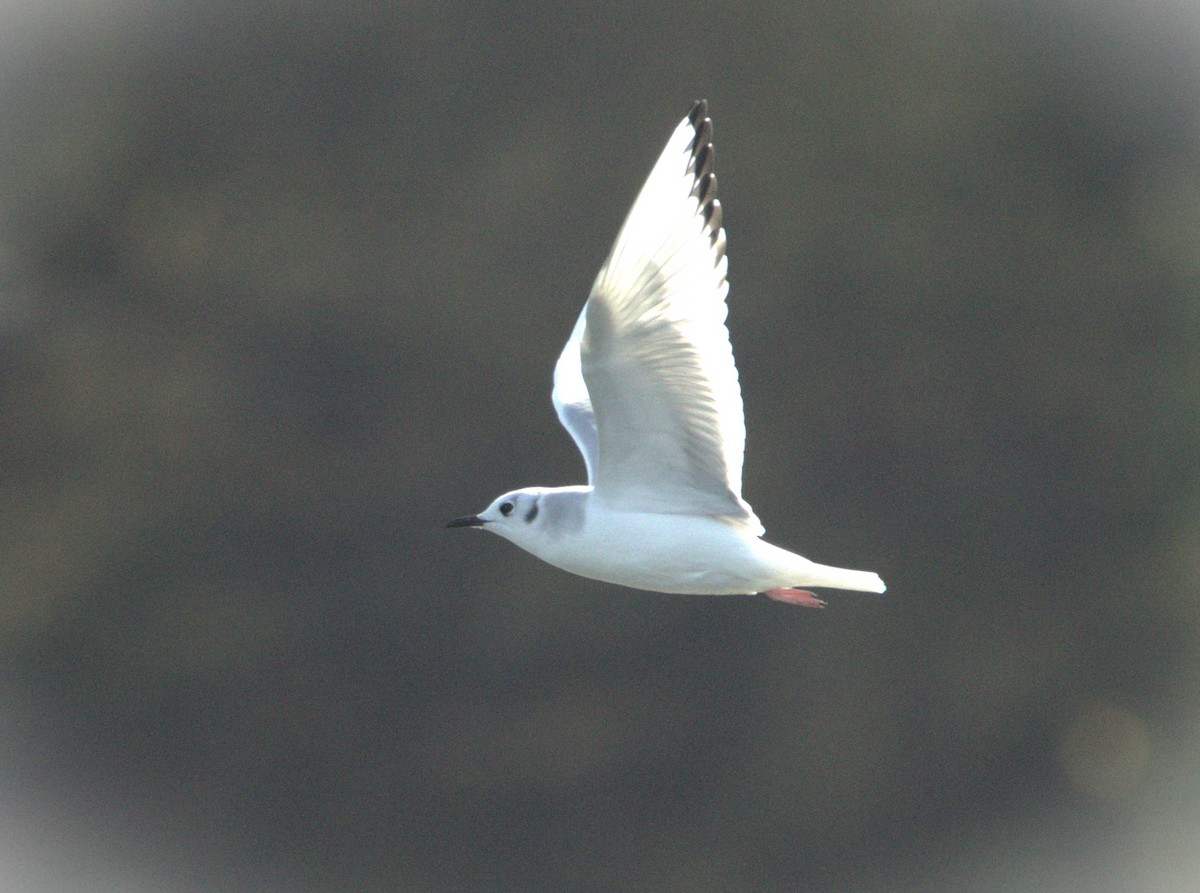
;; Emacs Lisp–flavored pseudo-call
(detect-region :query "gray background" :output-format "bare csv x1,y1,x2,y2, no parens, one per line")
2,2,1198,891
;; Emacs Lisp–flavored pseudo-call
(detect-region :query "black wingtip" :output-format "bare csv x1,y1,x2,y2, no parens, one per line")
704,198,723,242
688,103,712,156
685,100,724,254
685,102,716,190
694,142,714,180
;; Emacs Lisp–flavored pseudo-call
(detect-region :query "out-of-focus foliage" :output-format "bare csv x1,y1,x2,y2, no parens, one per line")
1,2,1198,891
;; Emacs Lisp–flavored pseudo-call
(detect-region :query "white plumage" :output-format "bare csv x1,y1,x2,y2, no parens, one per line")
450,101,884,606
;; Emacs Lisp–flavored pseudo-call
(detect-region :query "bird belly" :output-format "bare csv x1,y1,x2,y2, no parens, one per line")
531,509,784,595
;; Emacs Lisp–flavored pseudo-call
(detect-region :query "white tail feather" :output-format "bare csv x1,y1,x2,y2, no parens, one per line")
800,562,887,593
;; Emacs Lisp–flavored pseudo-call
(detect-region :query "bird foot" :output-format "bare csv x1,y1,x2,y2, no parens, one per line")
765,588,826,608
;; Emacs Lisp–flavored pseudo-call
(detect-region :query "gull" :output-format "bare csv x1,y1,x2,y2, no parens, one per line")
448,101,885,607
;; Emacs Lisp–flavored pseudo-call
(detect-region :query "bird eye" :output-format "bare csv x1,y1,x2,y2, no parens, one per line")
499,501,514,516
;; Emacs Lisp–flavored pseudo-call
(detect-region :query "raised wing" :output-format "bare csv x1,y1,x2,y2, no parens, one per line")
552,308,598,483
568,100,761,532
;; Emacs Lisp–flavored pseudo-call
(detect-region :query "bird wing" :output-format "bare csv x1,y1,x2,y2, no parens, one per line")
552,300,599,484
552,100,761,533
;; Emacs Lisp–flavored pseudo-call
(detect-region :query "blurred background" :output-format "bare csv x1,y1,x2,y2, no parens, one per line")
2,1,1198,891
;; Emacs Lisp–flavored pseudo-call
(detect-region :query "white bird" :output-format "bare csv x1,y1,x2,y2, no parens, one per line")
448,101,885,607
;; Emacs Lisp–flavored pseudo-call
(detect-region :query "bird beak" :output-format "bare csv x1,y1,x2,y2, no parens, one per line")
446,515,485,528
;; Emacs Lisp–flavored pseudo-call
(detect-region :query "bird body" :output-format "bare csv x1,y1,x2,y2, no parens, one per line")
457,486,883,598
448,101,884,606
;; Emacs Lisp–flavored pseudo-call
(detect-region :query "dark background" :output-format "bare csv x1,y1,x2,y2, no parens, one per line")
2,2,1198,891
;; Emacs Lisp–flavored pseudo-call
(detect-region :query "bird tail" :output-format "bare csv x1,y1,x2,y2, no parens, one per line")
799,562,886,594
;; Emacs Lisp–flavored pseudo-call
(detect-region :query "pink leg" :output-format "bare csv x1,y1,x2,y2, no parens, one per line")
765,588,826,608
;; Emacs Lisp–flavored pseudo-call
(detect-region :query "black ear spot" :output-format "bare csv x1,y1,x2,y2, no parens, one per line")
525,501,539,523
500,501,514,516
